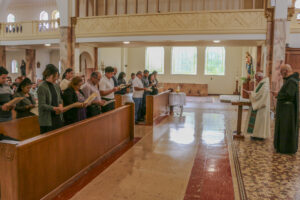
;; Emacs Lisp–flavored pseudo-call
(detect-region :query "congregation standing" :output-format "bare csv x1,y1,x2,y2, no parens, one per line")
0,62,159,135
0,61,299,156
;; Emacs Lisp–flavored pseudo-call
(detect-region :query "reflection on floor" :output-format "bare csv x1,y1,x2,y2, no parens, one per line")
61,96,300,200
70,97,237,200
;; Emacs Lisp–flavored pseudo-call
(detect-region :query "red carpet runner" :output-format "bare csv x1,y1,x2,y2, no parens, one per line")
184,131,235,200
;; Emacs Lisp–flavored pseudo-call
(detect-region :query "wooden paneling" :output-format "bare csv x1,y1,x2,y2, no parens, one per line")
0,116,40,141
0,104,134,200
161,83,208,96
286,48,300,75
146,91,170,125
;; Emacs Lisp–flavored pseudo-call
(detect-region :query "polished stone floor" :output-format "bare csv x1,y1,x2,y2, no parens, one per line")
69,97,300,200
71,97,237,200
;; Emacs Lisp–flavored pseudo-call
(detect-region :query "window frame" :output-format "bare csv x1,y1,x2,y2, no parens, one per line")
11,60,18,74
204,46,226,76
145,47,165,74
7,13,16,23
171,46,198,75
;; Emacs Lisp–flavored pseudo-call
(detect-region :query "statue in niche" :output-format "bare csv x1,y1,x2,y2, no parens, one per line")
245,52,254,79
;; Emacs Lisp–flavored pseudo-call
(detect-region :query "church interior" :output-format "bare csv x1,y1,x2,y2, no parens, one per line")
0,0,300,199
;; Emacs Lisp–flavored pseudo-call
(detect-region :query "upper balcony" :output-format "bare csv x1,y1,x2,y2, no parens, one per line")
0,20,60,44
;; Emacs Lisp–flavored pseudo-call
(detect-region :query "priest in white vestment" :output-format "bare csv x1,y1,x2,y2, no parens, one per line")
244,72,271,140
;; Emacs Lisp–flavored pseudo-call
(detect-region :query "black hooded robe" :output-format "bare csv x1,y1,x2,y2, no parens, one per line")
274,72,299,154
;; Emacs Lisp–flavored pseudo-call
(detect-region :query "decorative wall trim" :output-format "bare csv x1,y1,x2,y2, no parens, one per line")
75,10,267,38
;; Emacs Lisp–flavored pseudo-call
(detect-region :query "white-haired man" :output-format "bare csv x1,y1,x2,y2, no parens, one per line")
244,72,270,140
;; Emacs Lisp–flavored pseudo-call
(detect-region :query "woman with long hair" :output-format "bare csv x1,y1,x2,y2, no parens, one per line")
14,78,36,118
116,72,127,95
38,64,64,134
60,68,74,92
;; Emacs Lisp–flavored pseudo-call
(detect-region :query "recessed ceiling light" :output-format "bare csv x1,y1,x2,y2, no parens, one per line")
213,40,221,43
45,43,51,47
123,41,130,44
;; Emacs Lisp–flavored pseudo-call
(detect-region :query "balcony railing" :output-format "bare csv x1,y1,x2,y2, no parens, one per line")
75,9,267,38
0,20,60,41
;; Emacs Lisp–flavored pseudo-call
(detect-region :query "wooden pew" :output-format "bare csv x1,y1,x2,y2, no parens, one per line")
0,116,40,141
161,83,208,96
0,103,134,200
146,91,170,125
115,94,133,109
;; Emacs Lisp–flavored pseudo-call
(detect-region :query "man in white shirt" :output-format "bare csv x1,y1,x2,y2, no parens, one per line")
81,72,106,117
100,66,120,113
132,71,148,124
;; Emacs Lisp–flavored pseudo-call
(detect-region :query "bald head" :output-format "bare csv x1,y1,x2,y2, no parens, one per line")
280,64,293,78
255,71,264,83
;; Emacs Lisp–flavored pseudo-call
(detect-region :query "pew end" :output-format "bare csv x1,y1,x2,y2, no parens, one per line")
0,116,40,141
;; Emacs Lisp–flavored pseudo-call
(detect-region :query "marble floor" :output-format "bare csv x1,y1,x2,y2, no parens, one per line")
62,96,300,200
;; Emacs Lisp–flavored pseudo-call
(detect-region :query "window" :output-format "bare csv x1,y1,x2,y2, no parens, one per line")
205,47,226,76
7,14,16,23
296,0,300,19
145,47,164,74
172,47,197,75
40,11,49,21
11,60,18,74
52,10,60,28
39,11,49,30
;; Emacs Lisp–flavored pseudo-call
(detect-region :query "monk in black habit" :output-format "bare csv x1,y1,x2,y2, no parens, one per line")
274,64,299,154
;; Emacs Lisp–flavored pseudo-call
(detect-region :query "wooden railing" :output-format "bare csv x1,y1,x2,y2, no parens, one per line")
146,90,170,125
0,20,60,41
0,103,134,200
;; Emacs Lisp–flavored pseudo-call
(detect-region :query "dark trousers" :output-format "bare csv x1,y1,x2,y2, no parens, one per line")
141,92,150,118
101,98,115,113
40,115,63,134
133,98,143,123
87,105,101,118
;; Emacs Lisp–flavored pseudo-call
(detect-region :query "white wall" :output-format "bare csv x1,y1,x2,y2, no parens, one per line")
99,48,123,74
6,50,25,81
5,48,59,82
0,2,57,22
127,46,250,95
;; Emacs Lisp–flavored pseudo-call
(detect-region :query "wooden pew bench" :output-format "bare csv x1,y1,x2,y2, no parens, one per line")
146,91,170,125
0,116,40,141
0,103,134,200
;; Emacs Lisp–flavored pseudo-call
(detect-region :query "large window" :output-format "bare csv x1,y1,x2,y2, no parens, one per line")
7,14,16,23
11,60,18,74
145,47,164,74
52,10,60,28
296,0,300,19
205,47,225,76
172,47,197,75
39,11,49,30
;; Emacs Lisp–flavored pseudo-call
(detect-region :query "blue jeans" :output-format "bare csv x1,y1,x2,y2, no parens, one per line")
133,98,143,122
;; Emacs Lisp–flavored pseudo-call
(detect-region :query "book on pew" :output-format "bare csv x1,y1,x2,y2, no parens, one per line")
84,92,98,105
6,97,24,106
103,99,115,107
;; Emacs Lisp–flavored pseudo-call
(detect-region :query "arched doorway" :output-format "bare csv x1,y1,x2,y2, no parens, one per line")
79,51,94,81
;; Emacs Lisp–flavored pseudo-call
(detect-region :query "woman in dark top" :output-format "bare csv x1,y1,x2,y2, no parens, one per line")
14,78,36,119
116,72,127,95
62,76,87,125
37,64,64,134
148,73,158,95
